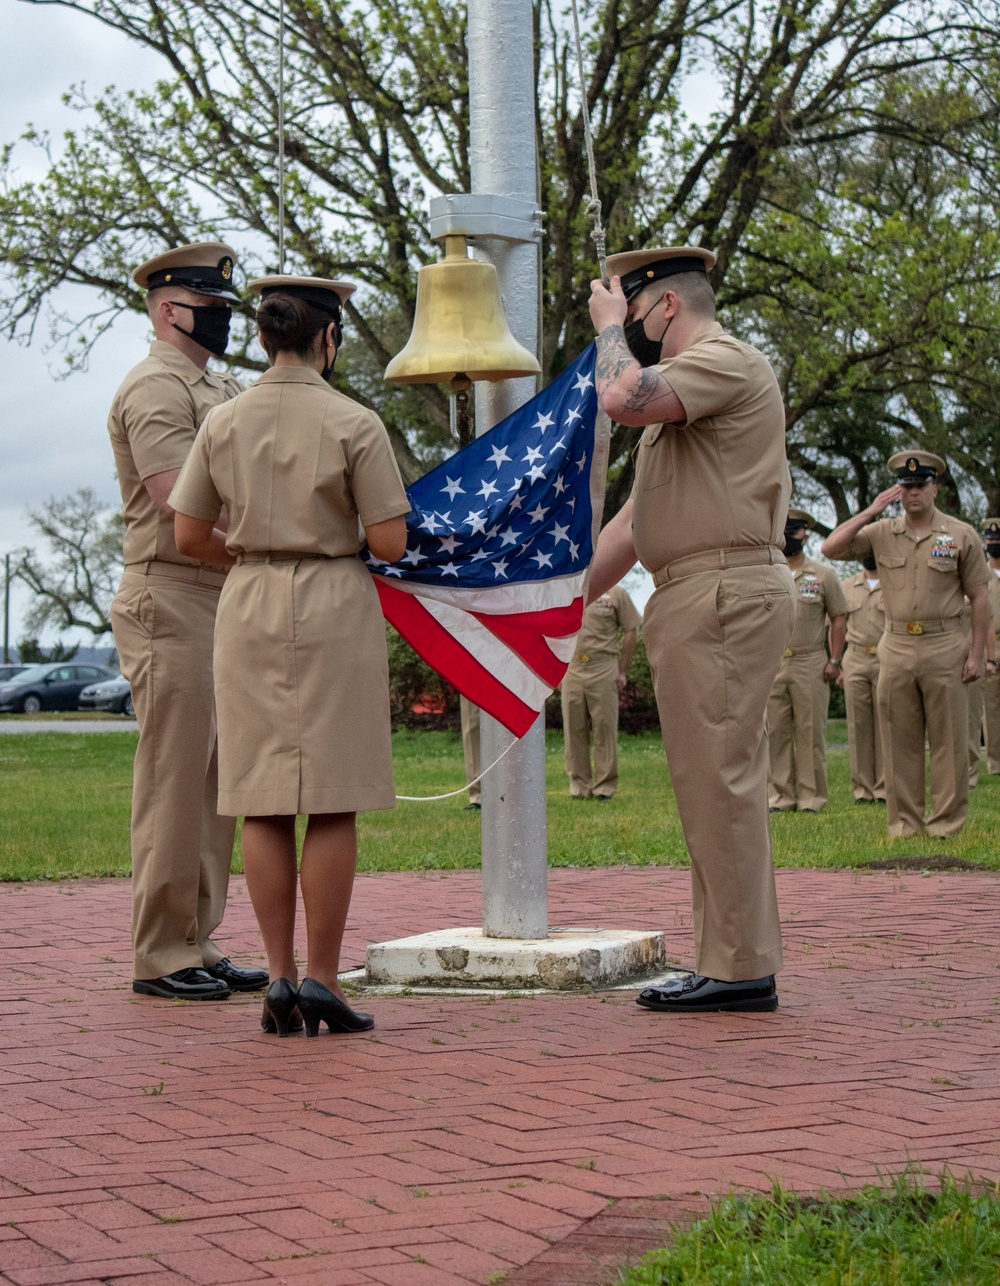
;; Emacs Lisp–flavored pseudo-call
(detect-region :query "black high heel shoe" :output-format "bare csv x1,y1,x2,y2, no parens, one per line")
261,978,303,1036
297,977,374,1036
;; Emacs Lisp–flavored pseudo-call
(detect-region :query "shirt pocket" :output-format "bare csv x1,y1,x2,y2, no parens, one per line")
878,554,907,590
636,423,673,491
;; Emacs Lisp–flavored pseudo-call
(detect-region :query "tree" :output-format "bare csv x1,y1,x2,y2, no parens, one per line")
14,489,123,638
2,0,999,511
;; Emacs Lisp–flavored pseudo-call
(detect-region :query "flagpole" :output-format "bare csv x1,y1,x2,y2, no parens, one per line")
468,0,548,940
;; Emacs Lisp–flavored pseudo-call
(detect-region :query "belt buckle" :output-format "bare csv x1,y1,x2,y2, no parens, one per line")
907,621,924,635
866,646,878,655
783,648,794,658
577,652,590,664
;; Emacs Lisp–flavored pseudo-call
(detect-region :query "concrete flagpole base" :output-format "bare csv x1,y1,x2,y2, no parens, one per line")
350,926,677,994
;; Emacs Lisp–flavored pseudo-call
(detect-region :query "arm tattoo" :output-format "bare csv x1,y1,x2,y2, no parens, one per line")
595,325,675,417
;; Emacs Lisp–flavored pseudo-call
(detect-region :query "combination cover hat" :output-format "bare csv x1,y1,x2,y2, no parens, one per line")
248,275,357,318
784,507,816,530
982,517,1000,538
133,242,241,302
887,450,946,483
605,246,717,301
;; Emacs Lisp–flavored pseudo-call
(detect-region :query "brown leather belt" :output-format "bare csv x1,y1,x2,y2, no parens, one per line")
886,618,962,636
651,545,785,587
125,559,228,587
236,552,339,565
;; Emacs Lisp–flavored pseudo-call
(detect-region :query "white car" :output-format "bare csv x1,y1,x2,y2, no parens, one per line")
78,675,134,717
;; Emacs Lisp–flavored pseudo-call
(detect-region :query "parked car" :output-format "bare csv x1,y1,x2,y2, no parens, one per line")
79,675,134,717
0,664,27,683
0,663,116,714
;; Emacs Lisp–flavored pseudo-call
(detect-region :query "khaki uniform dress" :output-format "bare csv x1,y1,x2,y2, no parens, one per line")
840,572,886,802
460,697,482,807
108,340,242,981
169,365,410,816
633,321,794,983
986,572,1000,774
560,586,642,798
767,559,847,812
847,511,989,837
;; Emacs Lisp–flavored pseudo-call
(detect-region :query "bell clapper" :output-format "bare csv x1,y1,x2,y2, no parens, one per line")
450,375,473,448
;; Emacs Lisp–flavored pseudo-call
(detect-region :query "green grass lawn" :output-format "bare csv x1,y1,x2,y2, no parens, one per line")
620,1173,1000,1285
1,722,998,881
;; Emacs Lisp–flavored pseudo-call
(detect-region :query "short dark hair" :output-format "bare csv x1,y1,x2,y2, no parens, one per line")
256,292,335,359
667,271,716,315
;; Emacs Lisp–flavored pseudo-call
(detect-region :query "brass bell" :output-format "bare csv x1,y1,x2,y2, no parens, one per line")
384,235,541,386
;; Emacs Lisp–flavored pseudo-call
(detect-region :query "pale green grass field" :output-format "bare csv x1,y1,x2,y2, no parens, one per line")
1,722,997,881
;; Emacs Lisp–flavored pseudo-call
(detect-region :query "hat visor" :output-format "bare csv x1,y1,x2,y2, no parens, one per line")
897,476,934,486
177,283,242,303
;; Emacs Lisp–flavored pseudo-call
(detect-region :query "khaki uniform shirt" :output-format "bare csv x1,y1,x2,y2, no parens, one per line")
108,341,243,566
988,569,1000,644
842,572,885,648
168,365,409,552
631,322,791,570
848,510,989,624
786,558,847,653
569,586,642,668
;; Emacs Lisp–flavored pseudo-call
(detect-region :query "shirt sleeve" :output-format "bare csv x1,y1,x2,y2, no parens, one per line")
121,368,199,481
844,521,878,560
346,410,411,528
823,567,849,617
614,587,642,632
168,418,223,522
657,338,749,427
959,529,990,592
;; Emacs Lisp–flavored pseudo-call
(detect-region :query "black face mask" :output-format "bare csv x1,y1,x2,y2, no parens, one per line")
319,321,343,382
862,555,878,573
170,303,232,357
624,299,670,367
987,542,1000,559
783,534,804,557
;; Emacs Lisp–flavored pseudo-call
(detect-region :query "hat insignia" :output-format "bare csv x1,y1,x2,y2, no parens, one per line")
219,256,233,280
907,457,918,472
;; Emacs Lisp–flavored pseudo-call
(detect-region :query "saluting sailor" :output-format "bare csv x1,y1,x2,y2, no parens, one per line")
822,451,989,837
109,243,267,1001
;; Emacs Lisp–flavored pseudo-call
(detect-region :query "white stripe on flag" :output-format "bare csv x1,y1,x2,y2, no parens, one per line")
545,635,577,663
417,594,555,710
386,572,585,617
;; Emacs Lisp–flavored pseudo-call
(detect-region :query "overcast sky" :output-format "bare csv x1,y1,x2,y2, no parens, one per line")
0,2,664,651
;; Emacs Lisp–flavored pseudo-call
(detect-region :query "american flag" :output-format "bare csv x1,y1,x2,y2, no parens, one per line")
366,344,611,736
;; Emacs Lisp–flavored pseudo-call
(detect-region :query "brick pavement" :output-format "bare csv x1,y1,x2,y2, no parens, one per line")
0,867,998,1285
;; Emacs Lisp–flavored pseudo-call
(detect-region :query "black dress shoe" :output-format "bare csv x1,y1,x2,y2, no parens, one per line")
133,968,231,1000
297,977,375,1036
464,802,481,811
261,978,304,1036
205,958,269,992
636,973,777,1014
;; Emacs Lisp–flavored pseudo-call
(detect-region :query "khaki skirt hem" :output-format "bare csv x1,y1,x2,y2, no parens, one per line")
220,784,398,818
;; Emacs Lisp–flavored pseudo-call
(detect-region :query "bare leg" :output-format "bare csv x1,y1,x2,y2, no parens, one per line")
241,815,298,983
300,812,358,1001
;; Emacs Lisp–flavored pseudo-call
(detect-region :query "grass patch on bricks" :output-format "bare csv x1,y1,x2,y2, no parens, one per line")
619,1172,1000,1285
1,723,999,879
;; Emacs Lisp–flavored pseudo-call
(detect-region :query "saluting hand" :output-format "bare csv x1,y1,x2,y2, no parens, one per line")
589,275,628,334
867,484,902,517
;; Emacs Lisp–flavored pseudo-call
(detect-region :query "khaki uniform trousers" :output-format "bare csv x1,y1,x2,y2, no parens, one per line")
645,562,794,982
560,656,621,798
460,697,481,807
986,671,1000,775
842,647,884,802
876,628,969,838
111,565,237,979
968,676,984,789
767,652,829,811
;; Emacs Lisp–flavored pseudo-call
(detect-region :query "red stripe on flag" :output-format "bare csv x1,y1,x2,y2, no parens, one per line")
470,598,583,686
375,581,538,738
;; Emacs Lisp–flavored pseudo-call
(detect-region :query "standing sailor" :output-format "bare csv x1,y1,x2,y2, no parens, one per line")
109,243,267,999
767,509,847,813
821,452,989,837
839,555,886,804
982,518,1000,775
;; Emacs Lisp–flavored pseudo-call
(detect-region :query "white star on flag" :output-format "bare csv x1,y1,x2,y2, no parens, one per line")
527,503,548,523
551,521,570,545
492,558,509,578
533,411,555,433
527,464,546,483
418,512,441,534
531,550,554,569
439,562,460,577
402,547,428,566
522,446,543,465
476,479,499,501
566,407,582,425
487,445,511,468
438,535,460,554
499,525,522,547
441,476,465,501
573,371,594,394
465,510,487,534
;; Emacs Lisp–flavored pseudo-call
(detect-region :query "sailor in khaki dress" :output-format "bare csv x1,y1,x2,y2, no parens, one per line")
822,451,989,837
171,276,410,1038
109,242,267,1000
587,247,794,1014
561,585,641,799
767,510,847,813
983,518,1000,774
839,557,886,803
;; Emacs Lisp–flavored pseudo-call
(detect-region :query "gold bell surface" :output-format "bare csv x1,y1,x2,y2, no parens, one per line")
384,235,541,385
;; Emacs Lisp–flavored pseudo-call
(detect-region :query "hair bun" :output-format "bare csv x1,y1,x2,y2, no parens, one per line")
256,291,333,357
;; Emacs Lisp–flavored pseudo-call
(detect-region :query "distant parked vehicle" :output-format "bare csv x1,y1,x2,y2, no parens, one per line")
0,663,116,714
0,665,27,684
79,675,134,717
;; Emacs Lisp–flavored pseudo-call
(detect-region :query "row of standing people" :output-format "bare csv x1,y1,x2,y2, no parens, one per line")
767,456,995,838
